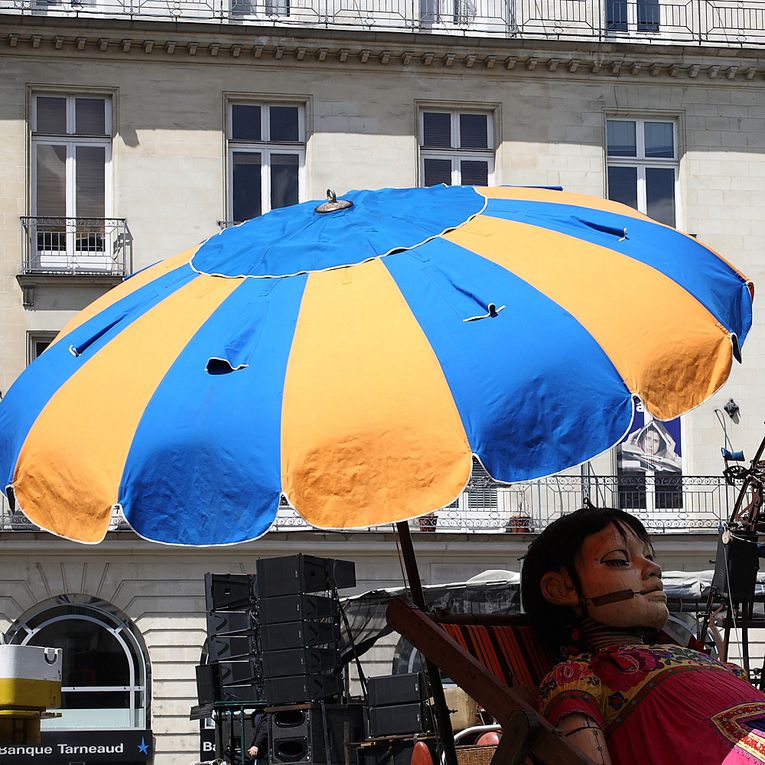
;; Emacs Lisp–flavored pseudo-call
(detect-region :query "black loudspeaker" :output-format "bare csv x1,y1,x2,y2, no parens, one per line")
219,683,264,703
195,664,219,705
367,703,432,737
205,572,257,611
262,647,340,678
257,555,356,597
208,635,255,661
264,673,343,705
367,673,426,707
356,741,415,765
261,621,338,652
259,594,337,625
207,609,252,636
712,531,759,600
270,704,364,764
257,555,330,597
330,559,357,591
218,659,261,686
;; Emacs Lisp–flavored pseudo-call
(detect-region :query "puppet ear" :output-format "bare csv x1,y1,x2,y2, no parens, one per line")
540,569,579,607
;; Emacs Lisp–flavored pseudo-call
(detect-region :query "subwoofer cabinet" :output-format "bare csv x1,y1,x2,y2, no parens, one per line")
269,703,364,764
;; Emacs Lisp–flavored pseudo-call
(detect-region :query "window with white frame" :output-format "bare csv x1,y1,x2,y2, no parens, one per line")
419,110,494,187
606,118,678,227
227,102,305,223
606,0,659,33
31,94,112,269
9,599,149,731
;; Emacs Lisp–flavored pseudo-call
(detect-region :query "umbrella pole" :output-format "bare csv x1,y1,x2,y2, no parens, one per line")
395,521,459,765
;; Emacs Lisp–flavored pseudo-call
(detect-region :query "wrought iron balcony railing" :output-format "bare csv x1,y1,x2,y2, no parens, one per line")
272,473,734,534
0,494,132,532
0,475,733,535
3,0,765,47
20,217,132,277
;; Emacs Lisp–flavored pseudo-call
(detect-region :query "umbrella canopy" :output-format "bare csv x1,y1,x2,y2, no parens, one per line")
0,185,753,545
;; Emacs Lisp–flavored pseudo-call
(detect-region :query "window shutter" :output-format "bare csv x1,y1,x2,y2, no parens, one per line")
423,113,452,148
459,114,488,149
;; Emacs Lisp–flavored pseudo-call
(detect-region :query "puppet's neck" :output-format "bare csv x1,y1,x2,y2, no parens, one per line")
574,614,648,653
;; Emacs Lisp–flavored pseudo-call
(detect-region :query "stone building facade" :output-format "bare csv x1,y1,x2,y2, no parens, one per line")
1,2,764,762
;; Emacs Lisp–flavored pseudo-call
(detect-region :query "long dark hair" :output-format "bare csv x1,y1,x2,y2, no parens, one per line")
520,506,651,652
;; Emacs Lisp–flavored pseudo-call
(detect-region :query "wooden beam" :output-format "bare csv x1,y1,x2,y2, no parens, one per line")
386,598,597,765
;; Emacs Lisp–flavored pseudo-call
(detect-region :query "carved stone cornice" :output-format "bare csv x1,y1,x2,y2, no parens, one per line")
3,15,765,81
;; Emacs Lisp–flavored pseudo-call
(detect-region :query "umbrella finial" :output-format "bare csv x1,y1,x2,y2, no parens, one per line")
315,188,353,214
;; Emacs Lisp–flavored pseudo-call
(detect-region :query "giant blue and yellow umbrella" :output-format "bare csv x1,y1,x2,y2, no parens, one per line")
0,185,753,545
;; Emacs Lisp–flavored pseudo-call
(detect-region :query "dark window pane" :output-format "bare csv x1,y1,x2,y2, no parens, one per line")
606,0,627,30
637,0,659,31
75,98,106,135
607,120,637,157
460,160,488,186
233,152,262,221
423,113,451,148
270,154,299,209
459,114,488,149
617,473,647,510
607,166,638,210
645,122,674,158
423,158,452,186
62,690,130,710
232,105,261,141
36,144,67,217
270,106,299,142
36,97,66,134
646,167,676,226
75,146,106,218
34,339,52,359
31,621,129,689
655,473,683,509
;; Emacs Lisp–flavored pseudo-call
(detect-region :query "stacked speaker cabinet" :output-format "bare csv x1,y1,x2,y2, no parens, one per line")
256,554,362,764
366,673,432,737
256,554,354,707
196,572,263,705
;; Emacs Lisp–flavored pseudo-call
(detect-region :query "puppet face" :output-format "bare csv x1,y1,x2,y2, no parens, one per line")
574,522,668,630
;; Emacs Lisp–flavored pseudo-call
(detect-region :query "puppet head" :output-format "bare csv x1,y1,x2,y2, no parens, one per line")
521,507,668,651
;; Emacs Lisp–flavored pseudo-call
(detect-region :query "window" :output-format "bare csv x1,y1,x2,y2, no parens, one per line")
419,110,494,187
606,118,677,227
420,0,477,25
227,102,305,224
30,94,113,271
231,0,289,16
606,0,659,32
8,597,149,731
27,331,57,364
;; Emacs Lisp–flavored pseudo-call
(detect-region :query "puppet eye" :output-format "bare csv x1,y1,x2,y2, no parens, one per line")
604,558,629,567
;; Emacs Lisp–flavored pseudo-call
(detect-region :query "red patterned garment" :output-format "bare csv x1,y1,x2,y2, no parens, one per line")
539,644,765,764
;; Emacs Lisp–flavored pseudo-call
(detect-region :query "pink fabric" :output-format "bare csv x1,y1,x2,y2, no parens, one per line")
540,644,765,764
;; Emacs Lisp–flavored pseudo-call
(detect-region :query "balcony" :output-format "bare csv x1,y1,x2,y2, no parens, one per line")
0,475,733,536
3,0,765,46
272,473,735,534
18,217,132,307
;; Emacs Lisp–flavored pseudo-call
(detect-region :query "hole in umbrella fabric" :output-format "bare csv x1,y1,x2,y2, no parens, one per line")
206,357,249,374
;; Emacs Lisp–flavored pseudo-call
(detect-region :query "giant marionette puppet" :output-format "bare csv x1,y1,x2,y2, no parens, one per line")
522,506,765,765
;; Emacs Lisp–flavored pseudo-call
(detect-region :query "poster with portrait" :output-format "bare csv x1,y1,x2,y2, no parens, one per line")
616,402,683,510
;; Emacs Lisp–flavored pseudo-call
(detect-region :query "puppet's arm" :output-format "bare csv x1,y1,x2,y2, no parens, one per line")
557,712,612,765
